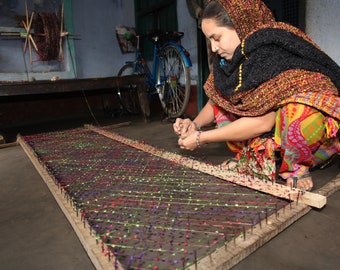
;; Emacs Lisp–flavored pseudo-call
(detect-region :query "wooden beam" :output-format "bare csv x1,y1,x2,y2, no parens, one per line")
102,121,132,129
0,75,145,96
0,141,18,149
187,202,311,270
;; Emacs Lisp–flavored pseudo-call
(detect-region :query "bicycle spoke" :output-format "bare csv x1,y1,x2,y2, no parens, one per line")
158,45,190,118
118,33,191,119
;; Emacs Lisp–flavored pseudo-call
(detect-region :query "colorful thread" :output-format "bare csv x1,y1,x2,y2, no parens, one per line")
21,128,288,269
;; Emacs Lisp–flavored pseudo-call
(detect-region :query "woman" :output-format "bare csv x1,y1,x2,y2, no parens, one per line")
174,0,340,191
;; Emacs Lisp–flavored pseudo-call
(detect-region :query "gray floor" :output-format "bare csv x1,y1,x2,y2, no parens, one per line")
0,114,339,270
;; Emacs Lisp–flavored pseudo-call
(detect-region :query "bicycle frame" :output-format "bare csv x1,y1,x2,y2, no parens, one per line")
124,35,192,93
118,32,192,118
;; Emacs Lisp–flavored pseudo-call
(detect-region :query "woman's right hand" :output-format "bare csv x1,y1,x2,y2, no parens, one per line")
173,118,194,137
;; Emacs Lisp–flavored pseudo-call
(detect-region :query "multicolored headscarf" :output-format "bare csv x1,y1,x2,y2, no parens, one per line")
215,0,276,40
204,0,340,119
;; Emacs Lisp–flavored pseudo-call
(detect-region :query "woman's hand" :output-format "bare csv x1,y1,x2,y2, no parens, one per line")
178,131,200,151
173,118,196,138
173,101,215,150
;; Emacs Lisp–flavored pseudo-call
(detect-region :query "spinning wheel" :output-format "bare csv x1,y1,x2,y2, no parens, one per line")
22,4,38,64
1,1,69,65
59,3,69,61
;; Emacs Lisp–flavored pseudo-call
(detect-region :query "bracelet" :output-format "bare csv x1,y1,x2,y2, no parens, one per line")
196,131,202,147
193,121,201,131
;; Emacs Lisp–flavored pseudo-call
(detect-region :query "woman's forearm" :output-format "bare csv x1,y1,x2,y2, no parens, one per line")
200,111,276,143
178,111,276,150
193,100,215,128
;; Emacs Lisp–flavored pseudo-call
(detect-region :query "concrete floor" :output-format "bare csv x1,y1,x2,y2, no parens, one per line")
0,113,339,270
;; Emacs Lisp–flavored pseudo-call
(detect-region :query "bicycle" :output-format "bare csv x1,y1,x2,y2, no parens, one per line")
117,31,192,119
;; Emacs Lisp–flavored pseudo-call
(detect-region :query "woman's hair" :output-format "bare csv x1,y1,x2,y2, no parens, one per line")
202,1,234,28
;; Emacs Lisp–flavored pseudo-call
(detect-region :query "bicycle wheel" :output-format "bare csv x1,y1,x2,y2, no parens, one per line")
157,45,191,118
117,64,141,114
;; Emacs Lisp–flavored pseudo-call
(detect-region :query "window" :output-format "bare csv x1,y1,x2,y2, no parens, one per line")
263,0,305,30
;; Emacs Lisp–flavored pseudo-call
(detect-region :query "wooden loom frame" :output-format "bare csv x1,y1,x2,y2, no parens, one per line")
17,125,340,270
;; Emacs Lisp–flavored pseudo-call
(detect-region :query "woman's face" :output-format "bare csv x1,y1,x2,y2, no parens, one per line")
202,18,241,61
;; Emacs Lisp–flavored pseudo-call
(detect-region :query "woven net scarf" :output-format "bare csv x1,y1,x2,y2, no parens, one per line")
21,128,288,269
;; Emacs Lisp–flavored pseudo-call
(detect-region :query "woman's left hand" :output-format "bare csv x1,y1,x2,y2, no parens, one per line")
178,131,199,151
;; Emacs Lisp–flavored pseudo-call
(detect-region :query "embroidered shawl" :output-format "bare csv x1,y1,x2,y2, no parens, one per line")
204,0,340,119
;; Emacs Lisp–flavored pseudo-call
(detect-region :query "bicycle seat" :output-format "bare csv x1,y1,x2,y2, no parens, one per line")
162,31,184,40
148,31,184,44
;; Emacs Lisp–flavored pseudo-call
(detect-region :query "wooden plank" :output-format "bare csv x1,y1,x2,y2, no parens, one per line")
102,121,132,129
189,176,340,269
187,202,311,270
0,75,150,121
315,174,340,197
86,124,327,209
0,141,18,149
0,75,145,96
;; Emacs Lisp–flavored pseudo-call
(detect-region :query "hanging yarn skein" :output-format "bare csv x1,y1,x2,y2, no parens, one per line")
34,12,61,62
